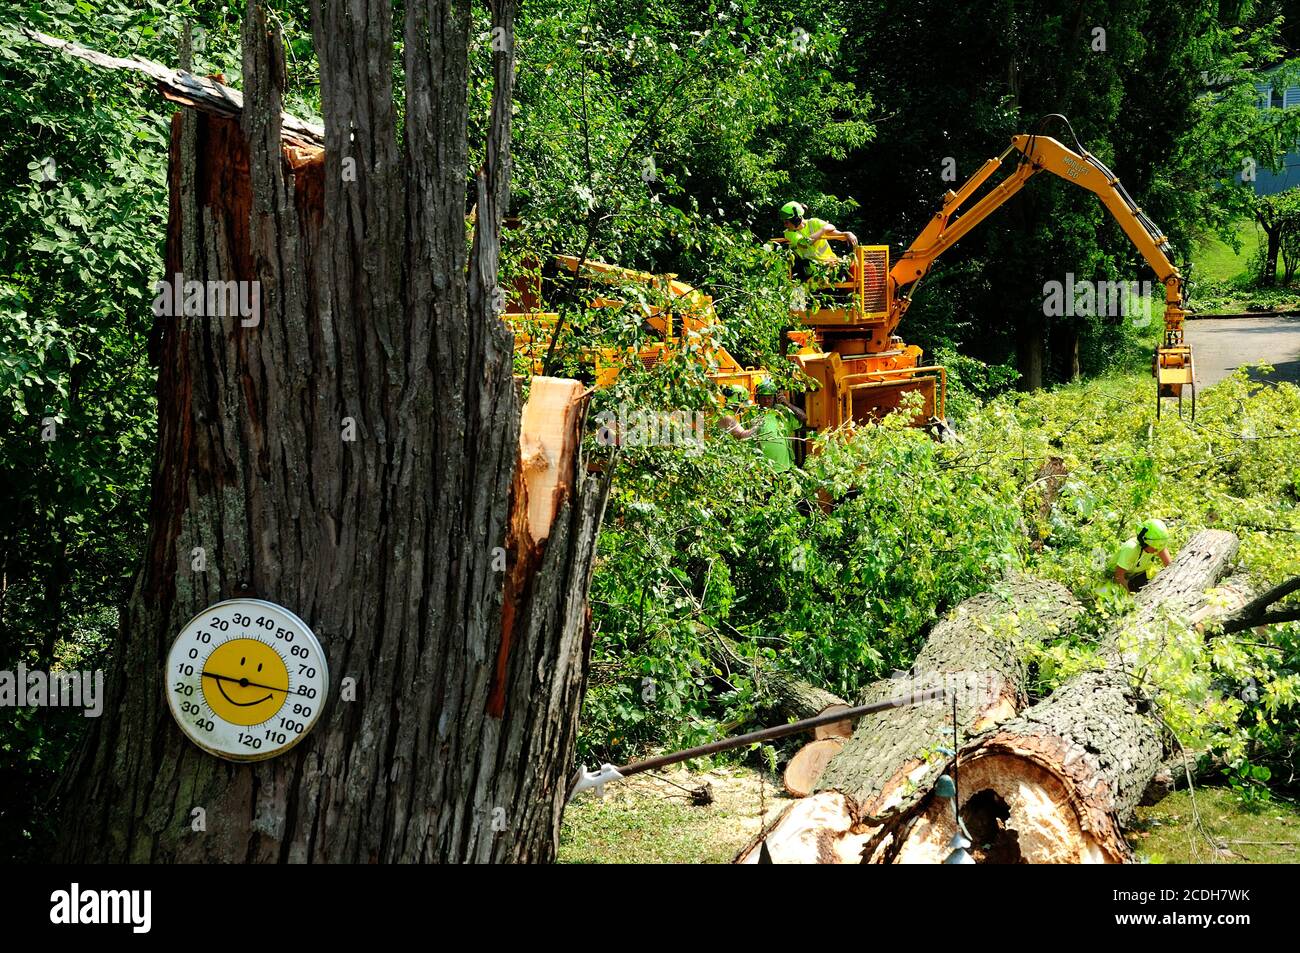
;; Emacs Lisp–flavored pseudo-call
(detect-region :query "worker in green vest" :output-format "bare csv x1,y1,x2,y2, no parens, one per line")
781,201,856,280
1105,518,1173,593
749,378,806,471
722,379,804,470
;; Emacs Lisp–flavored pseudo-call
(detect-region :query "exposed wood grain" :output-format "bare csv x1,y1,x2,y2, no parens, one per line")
784,738,845,798
890,530,1242,864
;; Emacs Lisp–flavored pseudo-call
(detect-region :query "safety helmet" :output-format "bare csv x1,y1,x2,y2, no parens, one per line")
725,384,749,407
1137,517,1170,548
755,378,779,397
780,201,805,220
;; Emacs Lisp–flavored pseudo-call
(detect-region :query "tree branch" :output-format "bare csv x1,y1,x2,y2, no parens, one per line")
1221,575,1300,634
18,27,324,149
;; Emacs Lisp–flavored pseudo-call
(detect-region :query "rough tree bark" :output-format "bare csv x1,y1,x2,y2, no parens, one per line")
54,1,609,862
884,530,1243,864
737,577,1083,862
740,534,1251,864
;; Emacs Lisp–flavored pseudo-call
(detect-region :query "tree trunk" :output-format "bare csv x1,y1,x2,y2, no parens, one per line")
56,2,609,863
1258,215,1281,286
737,577,1082,862
1065,323,1081,381
739,534,1248,863
883,530,1242,864
1018,317,1045,390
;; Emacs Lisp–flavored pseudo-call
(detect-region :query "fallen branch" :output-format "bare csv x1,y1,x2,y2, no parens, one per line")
1220,575,1300,634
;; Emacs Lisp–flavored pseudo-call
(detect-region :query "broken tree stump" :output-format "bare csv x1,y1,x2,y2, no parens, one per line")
737,576,1083,862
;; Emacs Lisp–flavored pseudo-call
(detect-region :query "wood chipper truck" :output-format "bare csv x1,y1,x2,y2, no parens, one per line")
783,113,1193,428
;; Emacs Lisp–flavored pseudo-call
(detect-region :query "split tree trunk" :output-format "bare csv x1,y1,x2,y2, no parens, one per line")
55,2,609,863
738,576,1082,862
884,529,1242,864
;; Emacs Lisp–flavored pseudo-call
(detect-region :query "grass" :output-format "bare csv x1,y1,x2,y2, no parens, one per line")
559,766,790,863
1189,217,1300,313
1129,786,1300,864
1192,219,1260,283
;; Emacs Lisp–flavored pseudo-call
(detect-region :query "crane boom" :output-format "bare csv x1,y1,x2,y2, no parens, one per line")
786,118,1194,427
892,132,1187,349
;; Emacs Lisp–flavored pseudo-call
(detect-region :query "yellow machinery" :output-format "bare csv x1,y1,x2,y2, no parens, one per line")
507,254,766,396
509,117,1192,429
788,114,1193,426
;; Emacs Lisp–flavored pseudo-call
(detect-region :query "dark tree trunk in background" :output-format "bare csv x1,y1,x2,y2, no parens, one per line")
57,1,608,863
1063,324,1081,381
1018,317,1045,390
1257,213,1281,286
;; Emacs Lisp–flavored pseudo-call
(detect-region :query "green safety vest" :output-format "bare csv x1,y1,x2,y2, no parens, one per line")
784,217,839,264
755,407,799,471
1106,538,1163,577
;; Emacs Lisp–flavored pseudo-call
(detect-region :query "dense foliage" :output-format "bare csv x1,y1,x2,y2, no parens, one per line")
583,369,1300,797
1,0,1298,861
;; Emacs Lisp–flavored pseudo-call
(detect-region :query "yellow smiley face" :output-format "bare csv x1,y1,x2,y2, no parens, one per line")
201,638,290,726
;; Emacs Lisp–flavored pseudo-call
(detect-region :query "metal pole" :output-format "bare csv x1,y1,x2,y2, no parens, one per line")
570,688,946,798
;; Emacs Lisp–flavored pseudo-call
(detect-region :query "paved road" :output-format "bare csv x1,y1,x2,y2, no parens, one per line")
1184,314,1300,389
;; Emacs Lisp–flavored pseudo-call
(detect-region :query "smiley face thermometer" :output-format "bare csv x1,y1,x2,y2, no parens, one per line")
165,599,329,761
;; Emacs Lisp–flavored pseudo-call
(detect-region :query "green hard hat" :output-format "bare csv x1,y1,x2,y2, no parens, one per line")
725,384,749,407
755,378,779,397
1138,518,1170,547
780,201,805,219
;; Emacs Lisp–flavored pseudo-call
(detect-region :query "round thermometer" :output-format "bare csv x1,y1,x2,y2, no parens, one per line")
165,598,329,762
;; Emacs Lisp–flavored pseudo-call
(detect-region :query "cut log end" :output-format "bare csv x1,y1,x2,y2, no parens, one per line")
736,793,872,864
812,704,854,740
783,738,844,798
890,751,1122,864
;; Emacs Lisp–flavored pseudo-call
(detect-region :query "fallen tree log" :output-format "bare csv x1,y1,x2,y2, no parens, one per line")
738,575,1083,862
705,630,851,728
707,632,853,796
767,671,851,729
885,529,1242,864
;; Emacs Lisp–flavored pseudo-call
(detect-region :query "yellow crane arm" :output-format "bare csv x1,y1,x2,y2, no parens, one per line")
890,129,1187,348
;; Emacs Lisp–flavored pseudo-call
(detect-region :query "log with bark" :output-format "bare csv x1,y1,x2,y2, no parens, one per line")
703,630,853,794
39,7,612,863
738,575,1084,862
877,529,1244,864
